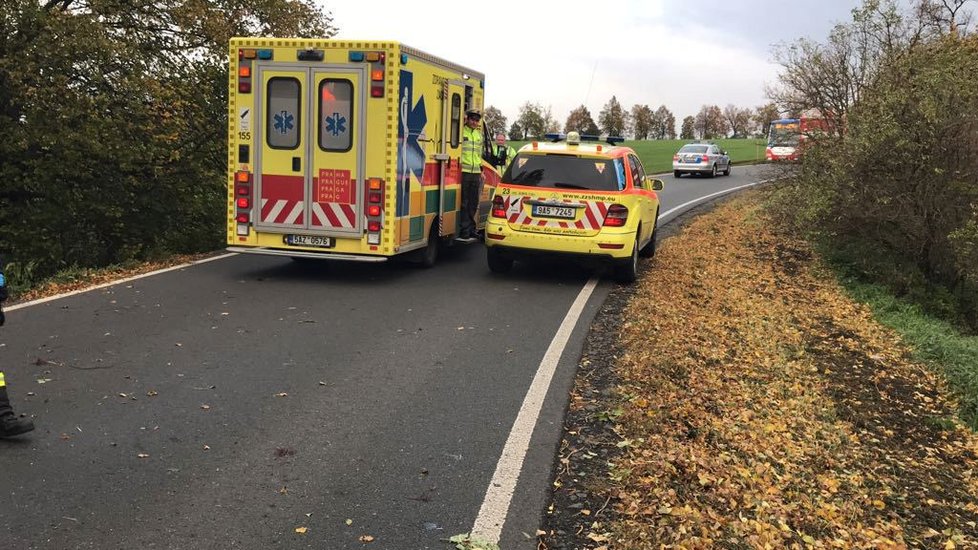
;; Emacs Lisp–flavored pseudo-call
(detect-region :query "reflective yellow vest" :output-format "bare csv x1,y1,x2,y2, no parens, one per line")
462,125,483,174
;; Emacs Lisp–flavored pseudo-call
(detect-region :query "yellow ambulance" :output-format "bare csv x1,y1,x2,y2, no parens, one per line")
226,38,500,266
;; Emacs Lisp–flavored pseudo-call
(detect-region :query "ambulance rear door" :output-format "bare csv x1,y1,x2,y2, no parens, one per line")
254,64,365,238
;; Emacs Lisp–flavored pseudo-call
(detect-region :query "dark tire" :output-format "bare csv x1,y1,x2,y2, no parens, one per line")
614,236,639,283
709,164,717,178
420,223,439,268
639,214,659,258
486,247,513,273
723,163,731,176
673,170,682,178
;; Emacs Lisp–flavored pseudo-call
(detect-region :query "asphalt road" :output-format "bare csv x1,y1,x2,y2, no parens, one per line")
0,164,773,549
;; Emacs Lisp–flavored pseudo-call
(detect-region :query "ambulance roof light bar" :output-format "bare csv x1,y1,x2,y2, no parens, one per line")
543,132,624,145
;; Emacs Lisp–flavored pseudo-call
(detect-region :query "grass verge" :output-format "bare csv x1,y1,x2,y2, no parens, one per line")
510,138,767,173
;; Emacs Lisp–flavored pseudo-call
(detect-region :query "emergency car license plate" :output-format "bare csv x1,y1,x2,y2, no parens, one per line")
286,235,333,248
532,205,575,219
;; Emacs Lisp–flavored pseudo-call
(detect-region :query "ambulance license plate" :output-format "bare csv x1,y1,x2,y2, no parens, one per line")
532,205,575,219
286,235,333,248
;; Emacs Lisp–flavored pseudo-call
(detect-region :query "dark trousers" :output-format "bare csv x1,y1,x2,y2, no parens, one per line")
0,371,11,417
460,172,482,237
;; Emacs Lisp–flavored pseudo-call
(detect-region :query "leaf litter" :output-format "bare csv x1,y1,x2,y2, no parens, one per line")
541,190,978,549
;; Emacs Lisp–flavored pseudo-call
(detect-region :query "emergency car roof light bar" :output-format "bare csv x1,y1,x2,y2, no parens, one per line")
544,133,565,142
579,134,625,145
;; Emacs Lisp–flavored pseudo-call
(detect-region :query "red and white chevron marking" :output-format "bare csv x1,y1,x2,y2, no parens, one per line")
504,196,609,230
261,199,305,225
311,202,357,229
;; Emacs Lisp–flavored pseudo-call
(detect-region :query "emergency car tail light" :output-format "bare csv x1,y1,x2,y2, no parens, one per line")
236,197,250,209
491,195,506,218
604,204,628,227
236,214,249,223
369,193,381,203
236,185,249,196
368,205,381,217
238,66,251,78
236,171,252,184
672,155,679,161
371,69,384,81
368,221,381,232
238,81,251,93
702,155,710,162
371,85,384,98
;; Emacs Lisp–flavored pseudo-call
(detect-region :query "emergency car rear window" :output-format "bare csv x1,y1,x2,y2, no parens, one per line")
679,145,708,154
319,79,353,152
502,154,624,191
267,77,300,150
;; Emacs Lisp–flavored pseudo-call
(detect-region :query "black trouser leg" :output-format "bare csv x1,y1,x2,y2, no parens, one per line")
0,371,13,417
460,172,481,236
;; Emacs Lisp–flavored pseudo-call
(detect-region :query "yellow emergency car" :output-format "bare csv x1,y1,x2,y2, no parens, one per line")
484,132,663,283
225,39,499,266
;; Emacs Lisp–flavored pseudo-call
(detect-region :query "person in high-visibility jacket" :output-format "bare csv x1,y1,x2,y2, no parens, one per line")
0,258,35,438
493,133,517,170
459,108,484,241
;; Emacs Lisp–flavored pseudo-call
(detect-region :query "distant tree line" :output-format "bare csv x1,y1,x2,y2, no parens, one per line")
489,99,782,142
0,0,336,287
769,0,978,330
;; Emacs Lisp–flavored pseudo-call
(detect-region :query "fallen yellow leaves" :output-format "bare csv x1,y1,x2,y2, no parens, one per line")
593,190,978,547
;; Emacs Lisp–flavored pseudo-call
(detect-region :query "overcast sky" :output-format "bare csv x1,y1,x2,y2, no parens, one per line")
324,0,861,125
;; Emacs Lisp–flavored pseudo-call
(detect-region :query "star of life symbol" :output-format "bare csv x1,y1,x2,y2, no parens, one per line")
273,110,294,134
325,112,346,136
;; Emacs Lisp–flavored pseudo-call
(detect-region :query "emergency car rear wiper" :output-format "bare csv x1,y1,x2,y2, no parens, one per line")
552,182,589,189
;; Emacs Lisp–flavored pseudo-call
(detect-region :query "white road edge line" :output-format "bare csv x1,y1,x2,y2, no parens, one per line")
661,179,771,221
5,252,239,312
470,176,772,543
471,276,599,543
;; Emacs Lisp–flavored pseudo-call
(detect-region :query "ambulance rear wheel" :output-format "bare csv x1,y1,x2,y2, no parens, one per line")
487,247,513,274
420,223,439,268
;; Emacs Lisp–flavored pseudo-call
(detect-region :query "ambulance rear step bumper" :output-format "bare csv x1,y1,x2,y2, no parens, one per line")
227,247,387,262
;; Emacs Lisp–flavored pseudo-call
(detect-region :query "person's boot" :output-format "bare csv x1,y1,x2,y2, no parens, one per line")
0,412,34,437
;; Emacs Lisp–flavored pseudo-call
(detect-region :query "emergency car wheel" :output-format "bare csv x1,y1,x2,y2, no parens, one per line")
486,247,513,274
614,237,639,283
420,223,439,268
639,216,658,258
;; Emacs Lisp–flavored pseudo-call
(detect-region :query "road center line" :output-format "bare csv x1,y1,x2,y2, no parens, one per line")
661,179,770,222
471,276,599,543
4,252,239,312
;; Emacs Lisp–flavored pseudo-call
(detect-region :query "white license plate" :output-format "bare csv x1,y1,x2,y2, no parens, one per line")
286,235,333,248
532,205,575,219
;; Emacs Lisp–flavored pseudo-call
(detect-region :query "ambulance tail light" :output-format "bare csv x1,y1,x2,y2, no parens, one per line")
235,171,253,236
366,178,384,245
603,204,628,227
491,195,506,218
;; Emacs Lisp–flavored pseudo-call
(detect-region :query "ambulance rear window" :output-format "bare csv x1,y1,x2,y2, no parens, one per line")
267,77,300,150
319,79,353,152
502,154,624,191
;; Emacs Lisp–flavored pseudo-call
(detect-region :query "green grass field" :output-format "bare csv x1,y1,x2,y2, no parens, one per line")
509,138,768,174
